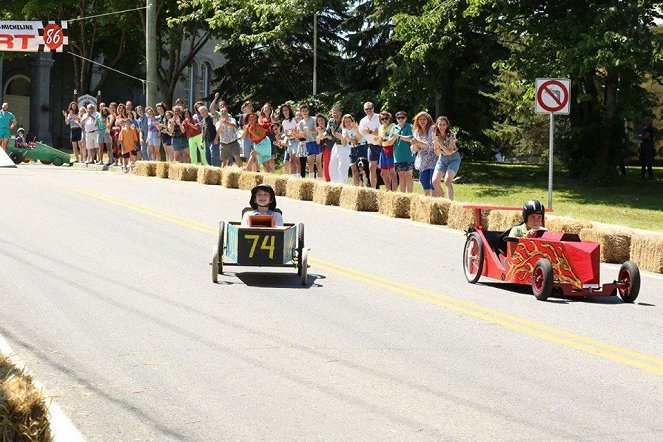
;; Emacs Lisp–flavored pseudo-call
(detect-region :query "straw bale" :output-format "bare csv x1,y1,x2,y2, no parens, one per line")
377,192,414,218
0,356,52,441
238,171,264,190
262,174,289,196
221,166,243,188
447,201,489,231
168,163,199,181
339,186,379,212
286,178,317,201
409,195,452,225
134,161,157,177
579,227,632,263
629,232,663,273
155,161,170,178
488,210,523,232
196,166,223,185
546,215,593,234
313,182,344,206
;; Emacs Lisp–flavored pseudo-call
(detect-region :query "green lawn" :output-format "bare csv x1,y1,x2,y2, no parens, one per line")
449,163,663,232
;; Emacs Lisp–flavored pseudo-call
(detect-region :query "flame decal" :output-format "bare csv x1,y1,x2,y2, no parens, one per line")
505,240,582,289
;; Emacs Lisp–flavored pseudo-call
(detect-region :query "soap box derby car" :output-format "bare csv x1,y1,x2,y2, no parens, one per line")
212,209,308,285
462,205,640,302
7,137,72,166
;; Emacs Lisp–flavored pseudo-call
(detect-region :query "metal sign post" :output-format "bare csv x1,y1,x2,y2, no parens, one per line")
535,78,571,210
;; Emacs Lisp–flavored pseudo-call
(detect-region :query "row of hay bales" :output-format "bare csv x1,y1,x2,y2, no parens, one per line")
132,161,663,273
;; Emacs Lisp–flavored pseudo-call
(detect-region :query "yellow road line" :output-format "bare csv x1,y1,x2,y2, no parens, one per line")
74,189,663,376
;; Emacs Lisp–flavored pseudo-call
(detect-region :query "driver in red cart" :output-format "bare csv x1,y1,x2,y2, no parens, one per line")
509,200,545,238
241,184,284,226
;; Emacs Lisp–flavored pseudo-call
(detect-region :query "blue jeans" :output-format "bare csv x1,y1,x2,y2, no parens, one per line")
141,142,150,160
208,142,220,167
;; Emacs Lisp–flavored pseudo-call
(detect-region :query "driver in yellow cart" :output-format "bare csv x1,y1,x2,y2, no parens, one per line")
509,200,545,238
241,184,284,227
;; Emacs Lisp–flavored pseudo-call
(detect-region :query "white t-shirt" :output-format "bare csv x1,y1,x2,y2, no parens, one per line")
281,118,298,139
358,113,380,145
83,112,98,133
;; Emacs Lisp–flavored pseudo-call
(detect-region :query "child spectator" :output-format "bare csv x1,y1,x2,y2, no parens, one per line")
377,111,396,190
118,119,139,172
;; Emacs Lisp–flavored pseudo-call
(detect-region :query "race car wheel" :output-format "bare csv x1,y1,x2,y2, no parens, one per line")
617,261,640,303
52,157,64,166
532,259,553,301
297,223,305,276
300,248,308,286
463,232,484,284
217,221,225,275
40,160,52,165
9,151,23,164
212,249,219,283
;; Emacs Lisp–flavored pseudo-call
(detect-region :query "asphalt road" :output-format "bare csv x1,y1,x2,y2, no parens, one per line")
1,165,662,441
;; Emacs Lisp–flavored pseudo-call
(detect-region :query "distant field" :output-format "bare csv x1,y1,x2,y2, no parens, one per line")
450,163,662,231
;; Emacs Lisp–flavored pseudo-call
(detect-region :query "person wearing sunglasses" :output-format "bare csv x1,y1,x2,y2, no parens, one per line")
358,101,382,188
391,111,415,192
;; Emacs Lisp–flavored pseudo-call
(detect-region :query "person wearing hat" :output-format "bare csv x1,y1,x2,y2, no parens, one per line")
508,200,545,238
241,184,283,226
14,127,29,149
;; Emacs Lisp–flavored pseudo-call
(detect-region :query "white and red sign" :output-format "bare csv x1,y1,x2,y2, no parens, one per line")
0,21,68,53
535,78,571,114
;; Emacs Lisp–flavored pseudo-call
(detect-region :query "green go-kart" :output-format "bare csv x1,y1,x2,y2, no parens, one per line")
6,137,72,166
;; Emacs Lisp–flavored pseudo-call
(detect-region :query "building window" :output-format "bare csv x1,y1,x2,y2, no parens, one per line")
201,62,211,104
186,61,198,109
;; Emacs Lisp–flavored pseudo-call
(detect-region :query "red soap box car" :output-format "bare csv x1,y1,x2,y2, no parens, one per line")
462,205,640,302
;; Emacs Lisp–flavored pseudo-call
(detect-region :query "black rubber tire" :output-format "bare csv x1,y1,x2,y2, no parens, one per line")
52,157,64,166
212,249,219,283
217,221,225,275
9,151,23,164
532,259,553,301
300,248,308,286
617,261,640,303
463,232,484,284
297,223,305,276
40,159,52,165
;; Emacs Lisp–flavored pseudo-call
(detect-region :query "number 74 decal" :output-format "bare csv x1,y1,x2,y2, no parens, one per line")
245,234,276,259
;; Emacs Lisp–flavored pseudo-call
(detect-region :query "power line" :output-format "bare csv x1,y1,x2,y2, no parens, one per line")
66,6,148,22
67,51,155,86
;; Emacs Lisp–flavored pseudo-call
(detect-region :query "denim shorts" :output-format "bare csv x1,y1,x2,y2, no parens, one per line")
395,162,414,173
367,144,383,162
434,151,461,174
172,136,188,151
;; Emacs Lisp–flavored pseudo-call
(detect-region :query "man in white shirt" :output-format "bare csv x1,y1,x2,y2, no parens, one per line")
358,101,381,188
82,104,100,164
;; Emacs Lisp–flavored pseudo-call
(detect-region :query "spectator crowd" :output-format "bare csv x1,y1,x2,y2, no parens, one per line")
62,96,462,198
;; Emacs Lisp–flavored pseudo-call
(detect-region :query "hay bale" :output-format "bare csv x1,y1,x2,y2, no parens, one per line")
339,186,379,211
238,171,264,190
447,201,489,231
0,356,52,441
286,178,317,201
629,233,663,273
546,216,593,234
196,166,223,185
488,210,523,232
313,182,344,206
155,161,170,178
262,174,289,196
222,166,243,188
168,163,199,181
134,161,157,177
377,192,414,218
409,195,452,225
579,227,632,263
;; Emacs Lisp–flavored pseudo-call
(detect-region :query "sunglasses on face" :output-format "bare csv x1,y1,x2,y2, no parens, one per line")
364,108,373,111
380,117,389,121
397,116,406,120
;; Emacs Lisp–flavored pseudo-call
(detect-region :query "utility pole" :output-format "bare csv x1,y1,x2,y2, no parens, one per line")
312,10,317,96
146,0,157,107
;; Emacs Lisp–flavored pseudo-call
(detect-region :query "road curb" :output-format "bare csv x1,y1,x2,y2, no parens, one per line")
0,333,86,442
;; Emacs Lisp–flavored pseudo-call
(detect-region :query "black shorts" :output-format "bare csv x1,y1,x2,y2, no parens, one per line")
70,127,82,142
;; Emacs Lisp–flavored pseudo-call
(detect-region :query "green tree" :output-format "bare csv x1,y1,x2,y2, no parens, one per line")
473,0,663,179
